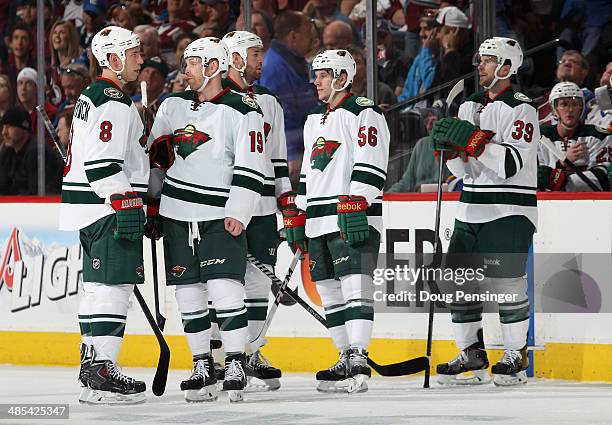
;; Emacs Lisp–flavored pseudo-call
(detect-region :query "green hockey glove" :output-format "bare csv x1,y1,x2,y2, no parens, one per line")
282,206,308,254
337,195,369,245
431,118,492,158
537,165,566,191
110,192,145,241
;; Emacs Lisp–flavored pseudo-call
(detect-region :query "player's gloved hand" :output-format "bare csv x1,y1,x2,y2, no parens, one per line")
337,195,369,245
537,165,566,191
431,118,492,158
110,192,145,241
144,197,163,240
277,190,297,211
282,207,308,254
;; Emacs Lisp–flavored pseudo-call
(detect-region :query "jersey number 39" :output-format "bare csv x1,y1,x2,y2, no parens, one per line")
511,120,534,142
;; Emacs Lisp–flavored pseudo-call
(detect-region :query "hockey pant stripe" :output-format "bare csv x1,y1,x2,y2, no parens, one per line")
451,301,483,324
175,283,212,356
245,298,269,321
317,279,349,351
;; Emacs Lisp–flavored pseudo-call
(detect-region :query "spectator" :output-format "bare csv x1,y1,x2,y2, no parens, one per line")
197,22,224,38
16,67,57,138
586,61,612,131
169,72,189,92
375,19,410,98
0,75,14,121
62,0,84,29
56,105,74,150
304,0,361,46
134,25,162,60
322,20,353,50
193,0,235,36
388,108,452,192
0,106,63,195
260,10,318,187
1,23,36,88
251,0,278,17
16,0,55,62
111,3,141,30
50,20,82,68
558,0,611,60
136,56,170,114
56,63,90,121
81,0,107,49
345,45,396,107
165,32,198,84
236,9,275,52
157,0,196,66
397,10,438,105
536,50,593,125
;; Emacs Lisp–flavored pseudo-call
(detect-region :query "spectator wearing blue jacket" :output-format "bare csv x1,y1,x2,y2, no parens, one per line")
260,11,318,188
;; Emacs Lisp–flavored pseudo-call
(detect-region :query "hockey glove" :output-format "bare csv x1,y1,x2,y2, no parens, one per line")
144,197,163,240
282,207,308,254
537,165,566,191
277,190,297,211
337,195,369,245
110,192,145,241
432,118,492,159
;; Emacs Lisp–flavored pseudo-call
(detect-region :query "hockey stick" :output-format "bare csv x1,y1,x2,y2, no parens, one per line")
141,81,168,330
539,135,601,191
248,255,428,377
424,79,465,388
38,103,170,396
246,250,301,350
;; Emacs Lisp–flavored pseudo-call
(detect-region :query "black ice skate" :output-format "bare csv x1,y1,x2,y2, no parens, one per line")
492,346,528,386
223,353,247,402
78,344,94,403
316,350,350,393
436,341,491,385
347,348,370,393
245,350,282,391
85,360,146,404
181,353,218,402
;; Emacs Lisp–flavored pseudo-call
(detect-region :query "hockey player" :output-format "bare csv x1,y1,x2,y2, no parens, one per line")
537,82,611,192
221,30,292,391
286,49,389,393
146,37,266,403
59,26,148,404
431,37,538,386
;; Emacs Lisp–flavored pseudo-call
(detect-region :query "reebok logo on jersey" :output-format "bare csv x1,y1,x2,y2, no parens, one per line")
172,124,211,159
200,258,227,267
310,137,341,171
171,265,186,277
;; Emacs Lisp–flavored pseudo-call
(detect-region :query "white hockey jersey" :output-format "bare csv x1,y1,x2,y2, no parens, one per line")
538,124,611,169
223,77,292,216
148,87,266,227
59,78,149,231
296,95,390,238
446,88,540,228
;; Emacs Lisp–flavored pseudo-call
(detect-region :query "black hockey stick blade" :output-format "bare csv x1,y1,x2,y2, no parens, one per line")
133,286,170,396
367,356,429,377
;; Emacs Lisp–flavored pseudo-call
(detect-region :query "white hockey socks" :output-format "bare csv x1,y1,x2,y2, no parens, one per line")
208,278,249,354
175,283,212,358
492,276,530,350
316,279,349,351
340,274,374,350
244,261,271,351
78,281,95,347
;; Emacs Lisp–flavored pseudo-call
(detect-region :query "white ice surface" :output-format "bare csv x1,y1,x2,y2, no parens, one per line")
0,366,611,425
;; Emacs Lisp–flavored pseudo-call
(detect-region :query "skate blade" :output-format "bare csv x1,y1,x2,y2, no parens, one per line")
227,390,244,403
245,376,281,392
83,389,146,405
78,387,91,404
493,370,527,387
347,375,369,394
316,380,351,393
437,370,492,386
184,385,219,402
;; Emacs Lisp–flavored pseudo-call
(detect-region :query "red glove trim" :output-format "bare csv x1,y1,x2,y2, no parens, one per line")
465,129,491,157
337,195,368,213
111,192,144,211
278,191,297,209
283,210,306,228
550,168,566,191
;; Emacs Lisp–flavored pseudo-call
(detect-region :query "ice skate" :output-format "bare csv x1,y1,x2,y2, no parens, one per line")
223,353,247,403
492,347,528,386
245,350,282,392
436,341,491,386
346,348,370,394
84,360,146,405
316,350,351,393
181,354,218,402
78,344,93,403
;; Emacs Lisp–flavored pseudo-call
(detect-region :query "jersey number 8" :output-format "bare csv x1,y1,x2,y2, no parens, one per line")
100,121,113,143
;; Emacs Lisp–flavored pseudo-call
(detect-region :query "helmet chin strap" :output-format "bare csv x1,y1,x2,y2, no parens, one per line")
483,62,508,90
109,56,127,80
324,76,349,106
232,55,249,87
195,62,221,93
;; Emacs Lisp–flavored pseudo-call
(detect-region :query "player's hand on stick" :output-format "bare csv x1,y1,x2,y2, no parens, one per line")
432,117,492,159
337,195,369,245
224,217,244,236
144,198,163,240
110,192,145,241
279,191,308,254
537,165,566,191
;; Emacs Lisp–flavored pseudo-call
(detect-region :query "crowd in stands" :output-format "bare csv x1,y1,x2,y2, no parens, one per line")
0,0,610,195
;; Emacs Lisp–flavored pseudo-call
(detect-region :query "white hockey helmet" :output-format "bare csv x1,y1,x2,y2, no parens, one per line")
91,26,140,77
222,31,263,74
183,37,230,91
312,49,356,103
549,81,584,106
475,37,523,89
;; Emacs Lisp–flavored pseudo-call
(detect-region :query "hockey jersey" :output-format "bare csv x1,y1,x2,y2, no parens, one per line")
538,124,611,169
296,94,390,238
446,87,539,228
222,77,292,216
59,78,149,231
148,87,266,227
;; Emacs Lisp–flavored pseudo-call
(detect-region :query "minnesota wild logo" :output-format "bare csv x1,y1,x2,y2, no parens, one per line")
310,137,340,171
172,124,211,159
